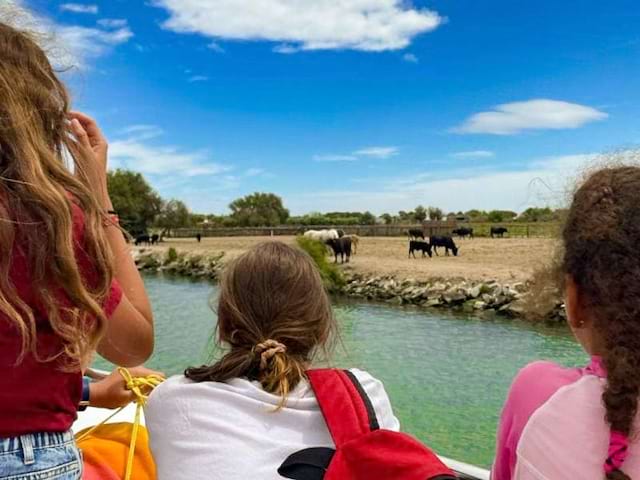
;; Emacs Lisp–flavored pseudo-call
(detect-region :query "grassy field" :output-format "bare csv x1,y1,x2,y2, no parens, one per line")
139,235,558,283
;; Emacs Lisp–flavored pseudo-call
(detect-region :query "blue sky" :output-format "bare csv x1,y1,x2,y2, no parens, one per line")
11,0,640,214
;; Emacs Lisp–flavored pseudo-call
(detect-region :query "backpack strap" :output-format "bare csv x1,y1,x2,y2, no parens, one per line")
306,369,379,447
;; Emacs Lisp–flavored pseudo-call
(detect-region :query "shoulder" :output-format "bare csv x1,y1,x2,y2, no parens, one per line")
507,361,582,407
348,369,400,431
492,362,583,480
501,361,583,441
147,376,192,413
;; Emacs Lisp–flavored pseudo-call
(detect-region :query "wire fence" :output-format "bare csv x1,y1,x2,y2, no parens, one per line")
169,221,560,239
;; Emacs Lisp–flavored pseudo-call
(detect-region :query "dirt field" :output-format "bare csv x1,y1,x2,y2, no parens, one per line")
142,236,557,283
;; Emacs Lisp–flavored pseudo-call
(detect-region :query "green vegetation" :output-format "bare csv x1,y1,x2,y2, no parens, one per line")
288,211,376,226
107,169,163,234
165,247,179,264
229,192,290,227
295,236,345,292
155,199,192,236
109,169,565,237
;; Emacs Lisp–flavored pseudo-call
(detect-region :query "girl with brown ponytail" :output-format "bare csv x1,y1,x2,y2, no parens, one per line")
493,165,640,480
145,241,400,480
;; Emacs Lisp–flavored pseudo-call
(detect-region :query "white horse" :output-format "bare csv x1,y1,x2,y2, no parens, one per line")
303,229,339,242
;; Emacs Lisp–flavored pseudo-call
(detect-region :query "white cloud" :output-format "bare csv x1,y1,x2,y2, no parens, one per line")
152,0,443,52
314,146,399,162
273,44,298,54
109,126,230,177
54,25,133,66
354,146,399,159
314,154,358,162
119,125,164,140
403,53,418,63
188,75,209,82
289,152,618,215
98,18,128,28
450,150,495,159
60,3,98,14
2,2,132,68
207,41,225,53
454,99,608,135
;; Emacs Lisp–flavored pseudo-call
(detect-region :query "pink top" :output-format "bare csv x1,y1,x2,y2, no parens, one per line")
492,357,640,480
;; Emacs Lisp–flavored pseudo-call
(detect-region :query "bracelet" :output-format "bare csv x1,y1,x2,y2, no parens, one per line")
102,213,120,228
78,377,91,411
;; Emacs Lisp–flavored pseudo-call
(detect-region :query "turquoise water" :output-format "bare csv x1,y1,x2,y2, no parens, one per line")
96,274,588,468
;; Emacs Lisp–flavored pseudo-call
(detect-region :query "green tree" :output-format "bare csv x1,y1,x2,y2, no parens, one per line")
380,213,394,225
229,192,290,227
155,199,192,236
465,209,487,221
518,207,554,222
414,205,427,222
107,169,163,234
488,210,518,223
428,206,444,221
360,211,377,225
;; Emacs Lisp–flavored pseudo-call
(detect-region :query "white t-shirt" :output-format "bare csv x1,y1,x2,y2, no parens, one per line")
145,369,399,480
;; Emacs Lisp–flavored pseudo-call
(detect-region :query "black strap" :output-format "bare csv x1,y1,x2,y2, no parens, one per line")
342,370,380,432
278,447,335,480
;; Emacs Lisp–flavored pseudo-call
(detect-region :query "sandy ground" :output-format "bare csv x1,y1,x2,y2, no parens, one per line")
139,235,557,283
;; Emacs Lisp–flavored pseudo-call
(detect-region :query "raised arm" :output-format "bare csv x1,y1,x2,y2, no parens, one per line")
69,111,154,366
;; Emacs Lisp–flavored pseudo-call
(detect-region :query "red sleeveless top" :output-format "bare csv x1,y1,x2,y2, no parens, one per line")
0,203,122,437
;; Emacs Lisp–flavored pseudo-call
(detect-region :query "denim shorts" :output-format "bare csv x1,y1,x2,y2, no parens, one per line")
0,431,82,480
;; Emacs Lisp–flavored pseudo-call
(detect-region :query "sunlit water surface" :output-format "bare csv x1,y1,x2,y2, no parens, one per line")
95,274,587,468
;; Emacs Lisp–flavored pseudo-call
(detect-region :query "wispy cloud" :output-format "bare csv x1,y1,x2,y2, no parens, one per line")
109,126,230,177
450,150,495,159
273,44,298,54
4,2,132,68
403,53,419,63
188,75,209,83
313,154,358,162
314,146,399,162
354,146,399,159
97,18,128,28
153,0,443,52
60,3,98,14
453,99,608,135
291,152,620,214
118,125,164,141
207,41,225,53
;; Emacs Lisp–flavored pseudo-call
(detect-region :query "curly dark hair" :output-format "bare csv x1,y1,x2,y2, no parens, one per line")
562,166,640,480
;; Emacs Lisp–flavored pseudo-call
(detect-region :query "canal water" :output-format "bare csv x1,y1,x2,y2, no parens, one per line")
95,274,588,468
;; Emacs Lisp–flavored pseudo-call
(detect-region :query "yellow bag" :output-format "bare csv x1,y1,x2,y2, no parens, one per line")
75,368,163,480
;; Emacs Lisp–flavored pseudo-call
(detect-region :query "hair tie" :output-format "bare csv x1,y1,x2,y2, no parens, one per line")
604,430,629,475
254,339,287,370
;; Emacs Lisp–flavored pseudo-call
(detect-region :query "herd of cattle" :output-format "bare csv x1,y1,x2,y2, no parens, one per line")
406,226,509,259
303,229,360,264
134,225,510,264
303,225,510,264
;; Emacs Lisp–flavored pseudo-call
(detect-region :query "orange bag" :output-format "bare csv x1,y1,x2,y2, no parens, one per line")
75,368,163,480
76,422,156,480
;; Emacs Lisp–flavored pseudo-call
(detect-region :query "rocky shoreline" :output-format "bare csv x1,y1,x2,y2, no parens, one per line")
133,248,566,323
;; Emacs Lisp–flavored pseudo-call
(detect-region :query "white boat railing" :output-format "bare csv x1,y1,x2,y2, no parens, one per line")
79,369,491,480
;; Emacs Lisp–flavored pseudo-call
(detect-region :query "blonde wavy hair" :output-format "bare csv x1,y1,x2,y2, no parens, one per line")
0,21,114,368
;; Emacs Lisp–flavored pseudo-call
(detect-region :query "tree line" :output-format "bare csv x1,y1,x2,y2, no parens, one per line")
108,169,565,234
